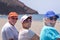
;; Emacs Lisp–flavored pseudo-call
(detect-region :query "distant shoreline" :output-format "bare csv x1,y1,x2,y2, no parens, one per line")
0,14,60,21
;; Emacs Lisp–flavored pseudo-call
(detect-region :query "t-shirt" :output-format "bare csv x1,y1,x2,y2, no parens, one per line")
1,22,18,40
18,29,35,40
40,25,60,40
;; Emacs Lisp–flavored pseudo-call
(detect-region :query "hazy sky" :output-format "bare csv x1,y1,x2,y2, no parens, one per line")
19,0,60,14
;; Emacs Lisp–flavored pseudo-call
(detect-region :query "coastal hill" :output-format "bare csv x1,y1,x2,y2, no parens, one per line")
0,0,38,15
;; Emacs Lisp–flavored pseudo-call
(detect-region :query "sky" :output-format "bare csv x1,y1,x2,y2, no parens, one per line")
19,0,60,14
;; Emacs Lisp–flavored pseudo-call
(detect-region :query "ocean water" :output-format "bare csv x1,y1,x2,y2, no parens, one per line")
0,14,60,21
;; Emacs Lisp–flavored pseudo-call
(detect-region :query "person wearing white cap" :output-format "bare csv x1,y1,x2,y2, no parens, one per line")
18,15,39,40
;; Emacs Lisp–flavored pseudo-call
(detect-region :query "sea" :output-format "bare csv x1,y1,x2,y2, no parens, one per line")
0,14,60,21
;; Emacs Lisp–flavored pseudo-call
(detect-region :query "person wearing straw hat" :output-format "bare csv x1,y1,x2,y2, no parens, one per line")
40,11,60,40
1,12,19,40
18,15,39,40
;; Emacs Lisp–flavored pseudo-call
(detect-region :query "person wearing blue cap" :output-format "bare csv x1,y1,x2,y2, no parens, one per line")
40,11,60,40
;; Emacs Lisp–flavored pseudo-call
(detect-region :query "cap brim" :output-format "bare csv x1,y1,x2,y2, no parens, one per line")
24,16,32,21
55,15,59,18
20,15,32,23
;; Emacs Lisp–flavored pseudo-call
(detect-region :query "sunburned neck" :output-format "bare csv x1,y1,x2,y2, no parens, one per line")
9,21,14,26
23,27,29,29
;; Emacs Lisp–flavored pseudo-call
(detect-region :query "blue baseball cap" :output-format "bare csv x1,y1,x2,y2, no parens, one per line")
44,11,59,18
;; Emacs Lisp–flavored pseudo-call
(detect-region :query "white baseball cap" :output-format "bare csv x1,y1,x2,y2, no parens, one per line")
20,15,32,23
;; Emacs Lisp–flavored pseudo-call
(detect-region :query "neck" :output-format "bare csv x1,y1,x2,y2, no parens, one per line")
23,27,29,29
45,23,54,27
9,21,14,26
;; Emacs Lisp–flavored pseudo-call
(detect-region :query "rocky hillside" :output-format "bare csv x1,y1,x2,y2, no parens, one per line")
0,0,38,15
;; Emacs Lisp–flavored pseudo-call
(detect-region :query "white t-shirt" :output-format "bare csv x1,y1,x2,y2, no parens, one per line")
18,29,35,40
1,22,18,40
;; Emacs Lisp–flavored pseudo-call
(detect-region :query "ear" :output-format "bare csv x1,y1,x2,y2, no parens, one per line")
45,18,50,22
22,23,25,26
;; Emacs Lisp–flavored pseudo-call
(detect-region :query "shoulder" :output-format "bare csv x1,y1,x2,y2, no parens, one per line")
40,26,54,36
19,29,35,36
32,34,39,40
28,30,35,35
42,26,56,32
1,22,12,33
28,30,36,38
45,26,58,33
19,29,29,35
19,29,34,33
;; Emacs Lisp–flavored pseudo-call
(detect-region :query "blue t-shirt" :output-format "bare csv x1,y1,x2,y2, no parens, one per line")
40,26,60,40
1,22,18,40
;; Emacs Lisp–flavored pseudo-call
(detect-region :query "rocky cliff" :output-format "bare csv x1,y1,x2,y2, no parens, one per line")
0,0,38,15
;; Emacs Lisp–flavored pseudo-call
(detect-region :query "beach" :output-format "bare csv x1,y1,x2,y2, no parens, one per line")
0,18,60,40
